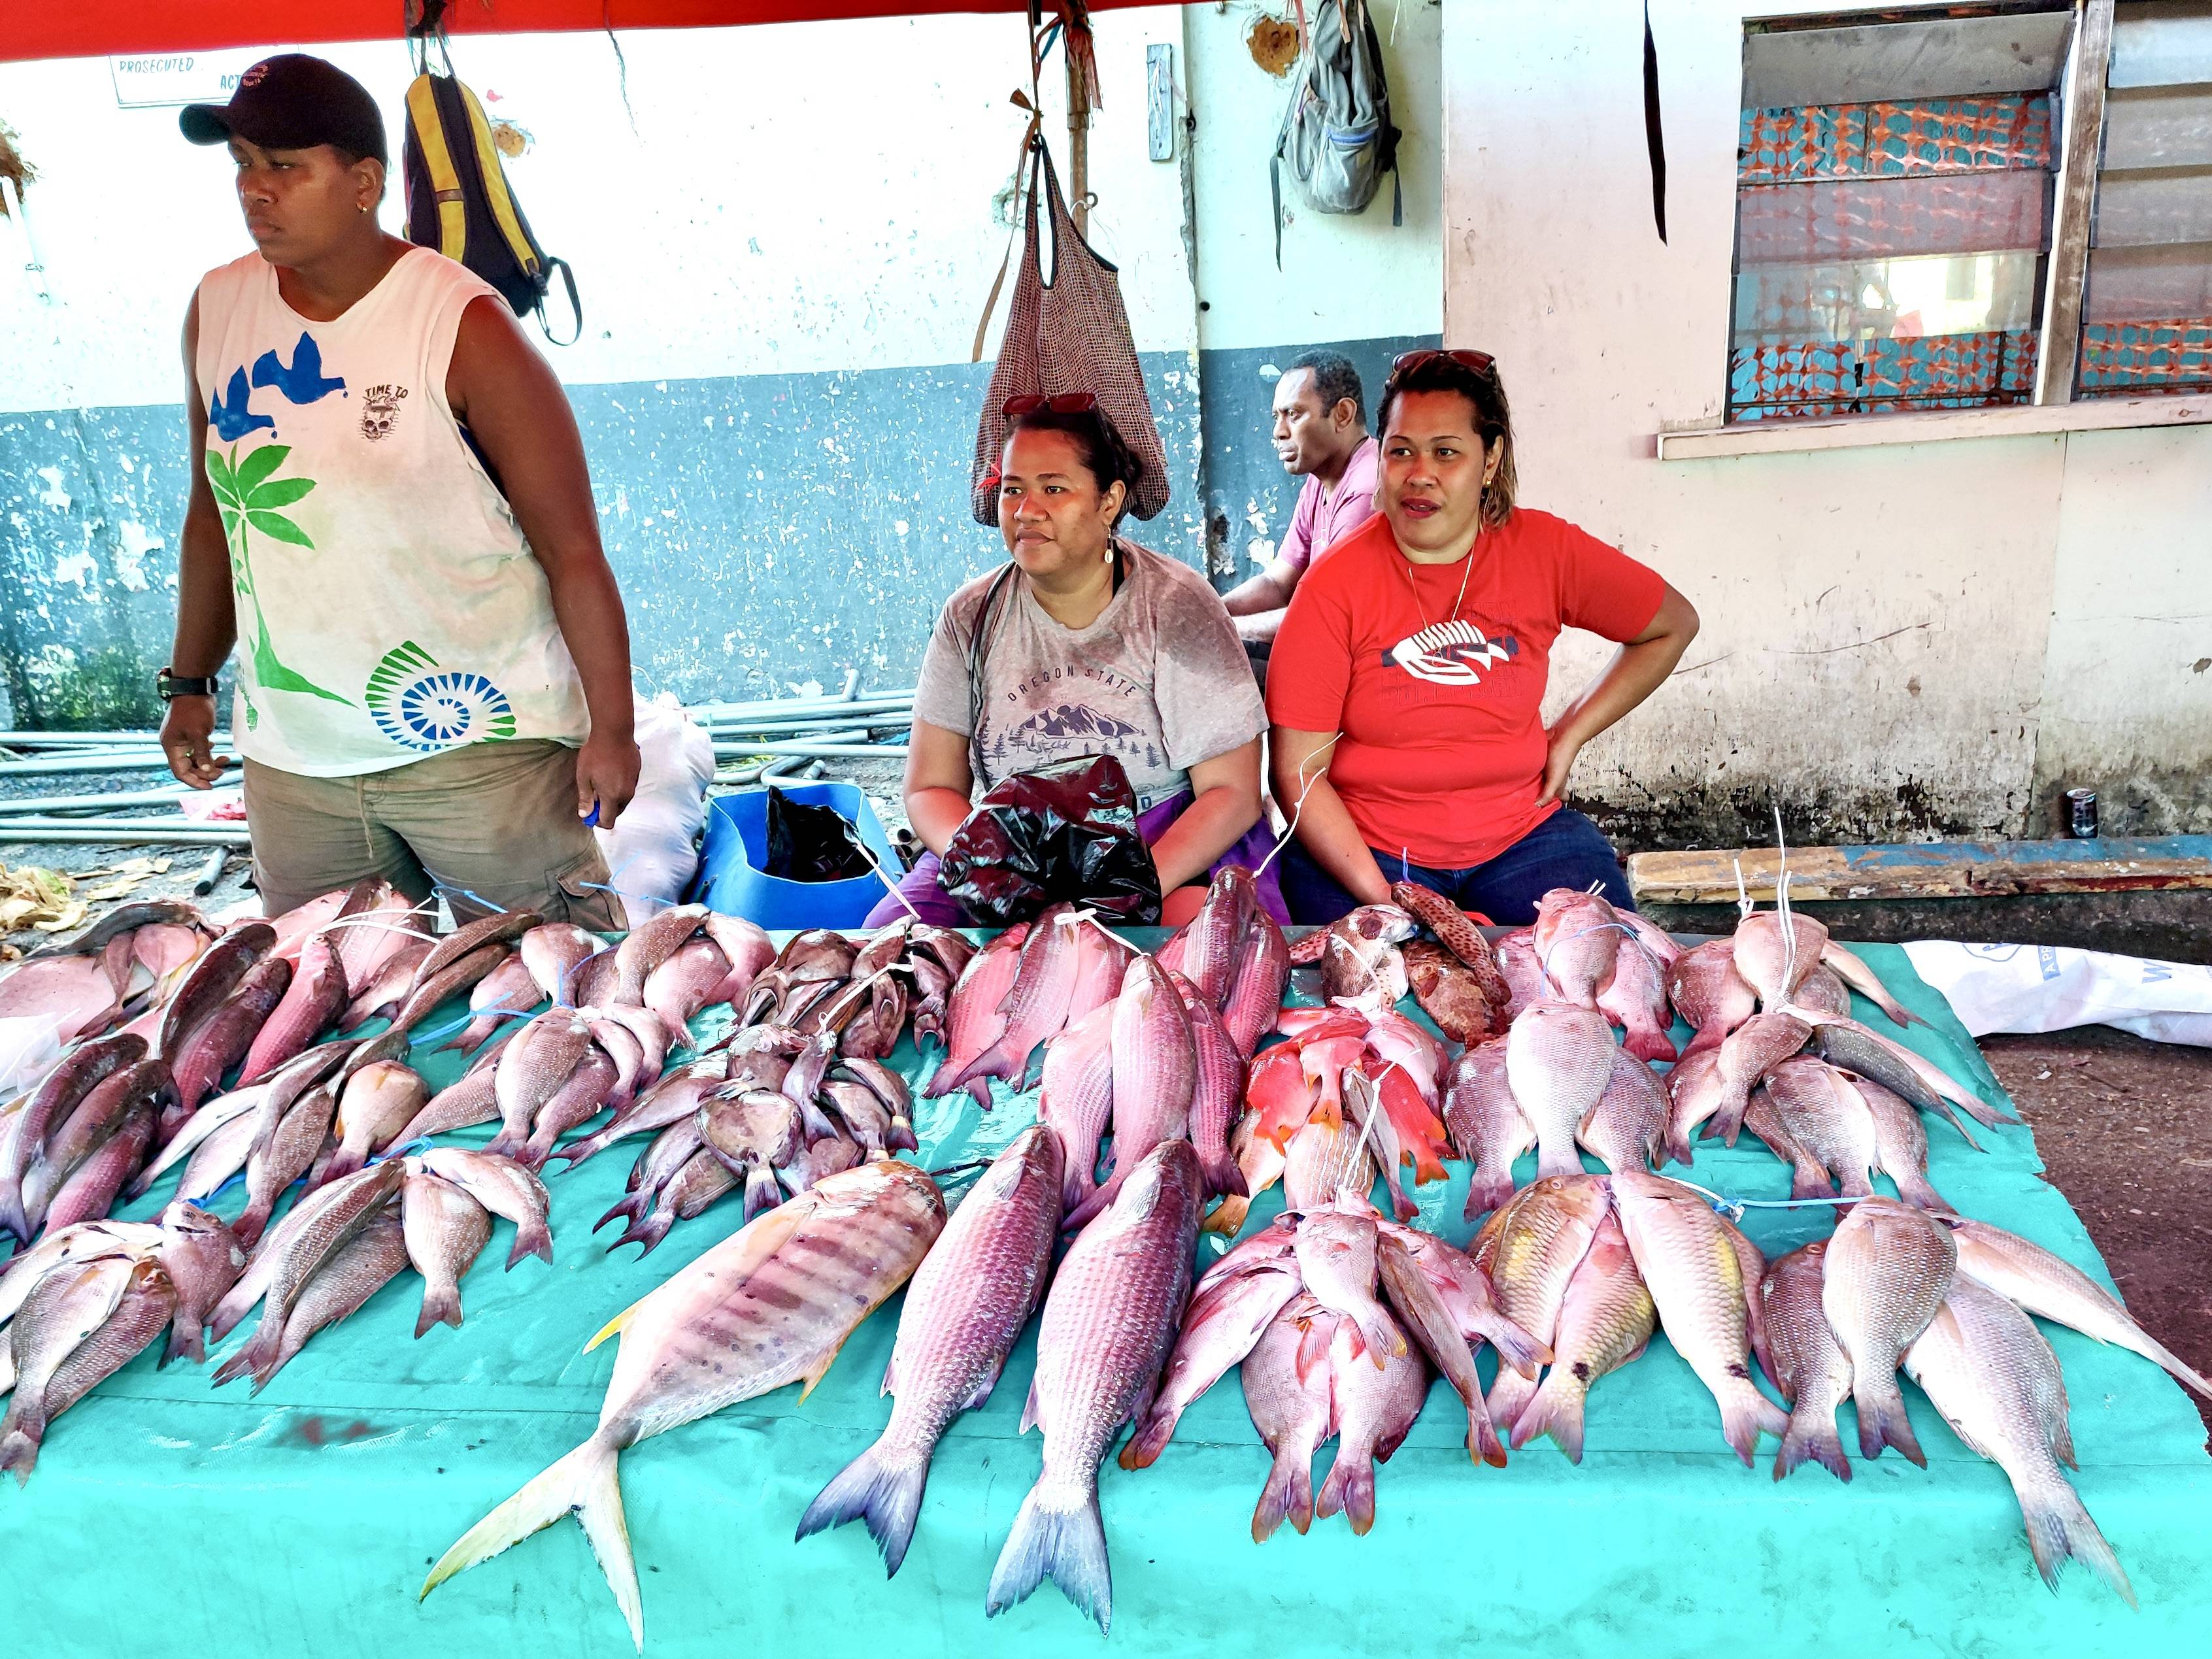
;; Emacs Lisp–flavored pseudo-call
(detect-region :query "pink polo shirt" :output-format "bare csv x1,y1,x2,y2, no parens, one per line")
1278,435,1381,573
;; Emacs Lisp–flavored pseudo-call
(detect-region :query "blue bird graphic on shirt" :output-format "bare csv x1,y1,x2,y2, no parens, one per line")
208,368,276,441
250,333,346,405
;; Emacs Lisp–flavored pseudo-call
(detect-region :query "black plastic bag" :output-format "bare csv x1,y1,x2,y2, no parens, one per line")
935,754,1162,927
764,787,873,884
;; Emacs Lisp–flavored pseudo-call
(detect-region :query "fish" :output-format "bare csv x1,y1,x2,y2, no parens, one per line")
1732,911,1824,1008
609,903,709,1005
1762,1056,1879,1199
1505,1001,1616,1180
987,1140,1200,1634
35,1098,154,1237
1293,1205,1405,1367
484,1012,595,1162
1169,971,1248,1201
522,922,606,1002
642,938,729,1045
1717,1214,1774,1395
1760,1241,1853,1483
422,1160,945,1650
169,956,293,1113
1820,1196,1956,1465
1708,1011,1813,1145
1667,939,1757,1056
1597,931,1677,1063
922,923,1031,1110
0,955,126,1052
258,1208,410,1386
1494,928,1549,1020
403,1169,494,1337
152,1201,247,1367
0,1033,150,1241
420,1148,555,1270
339,933,435,1031
1508,1211,1654,1464
0,1220,159,1331
1530,888,1620,1009
1481,1175,1610,1434
1221,912,1290,1061
157,920,277,1059
701,914,777,1011
1313,1303,1426,1535
0,1254,139,1481
0,1255,171,1483
1037,1001,1115,1213
1443,1037,1533,1220
1375,1232,1507,1467
233,1082,340,1248
1739,1085,1834,1200
799,1126,1064,1569
1341,1064,1428,1220
315,1061,431,1190
1609,1171,1788,1466
1818,939,1922,1030
1286,903,1415,966
971,906,1089,1094
1182,866,1258,1011
444,951,545,1055
1934,1214,2211,1399
1849,1073,1949,1209
1401,940,1496,1045
820,1080,913,1159
1318,930,1407,1008
412,910,546,999
1063,957,1196,1230
1377,1220,1549,1379
1576,1047,1670,1175
238,932,348,1085
1903,1274,2134,1605
175,1112,261,1207
614,1150,737,1256
1793,1009,2015,1131
1792,963,1852,1017
1122,1261,1304,1471
1389,881,1511,1006
516,1045,620,1169
549,1064,725,1174
699,1088,804,1220
1281,1116,1375,1215
214,1160,408,1389
1242,1298,1336,1541
1805,1024,1983,1148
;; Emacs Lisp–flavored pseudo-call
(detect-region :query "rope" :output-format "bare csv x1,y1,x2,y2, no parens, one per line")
1664,1174,1860,1226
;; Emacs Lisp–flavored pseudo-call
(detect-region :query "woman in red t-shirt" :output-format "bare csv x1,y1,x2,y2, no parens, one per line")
1265,350,1700,926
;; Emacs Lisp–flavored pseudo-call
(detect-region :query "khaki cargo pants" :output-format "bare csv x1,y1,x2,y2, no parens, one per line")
243,739,622,929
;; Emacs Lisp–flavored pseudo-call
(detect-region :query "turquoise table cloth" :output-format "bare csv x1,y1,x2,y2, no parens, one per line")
3,937,2206,1655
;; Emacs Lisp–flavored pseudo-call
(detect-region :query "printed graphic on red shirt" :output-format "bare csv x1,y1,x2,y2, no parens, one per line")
1382,618,1521,687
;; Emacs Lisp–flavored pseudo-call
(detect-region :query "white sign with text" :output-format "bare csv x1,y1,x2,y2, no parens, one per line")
109,51,280,109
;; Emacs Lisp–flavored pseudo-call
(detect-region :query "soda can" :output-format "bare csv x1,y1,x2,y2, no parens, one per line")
2066,788,2098,839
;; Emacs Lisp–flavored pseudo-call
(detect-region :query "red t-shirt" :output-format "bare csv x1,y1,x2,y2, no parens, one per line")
1266,508,1666,869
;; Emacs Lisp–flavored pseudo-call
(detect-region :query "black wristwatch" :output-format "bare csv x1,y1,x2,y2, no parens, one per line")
158,668,218,701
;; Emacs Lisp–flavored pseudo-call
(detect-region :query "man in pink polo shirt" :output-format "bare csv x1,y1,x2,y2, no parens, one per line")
1223,351,1380,686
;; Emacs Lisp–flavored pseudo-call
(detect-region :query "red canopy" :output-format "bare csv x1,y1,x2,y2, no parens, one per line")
6,1,1158,65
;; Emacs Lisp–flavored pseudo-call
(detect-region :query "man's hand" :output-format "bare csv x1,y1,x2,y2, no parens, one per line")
1535,726,1585,807
161,696,230,788
575,729,641,828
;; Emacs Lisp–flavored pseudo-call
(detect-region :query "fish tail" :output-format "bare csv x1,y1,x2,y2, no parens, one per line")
422,1433,640,1647
743,1169,782,1221
1887,1166,1949,1211
415,1284,465,1339
163,1318,207,1368
1709,1087,1752,1147
507,1218,555,1270
1535,1139,1584,1180
985,1473,1111,1633
231,1198,273,1250
1623,1028,1678,1064
1484,1364,1541,1440
1252,1443,1316,1541
1315,1449,1378,1535
1464,1167,1517,1221
1774,1399,1853,1483
2017,1474,2136,1608
1201,1193,1250,1236
1061,1172,1123,1233
1851,1374,1925,1467
794,1437,931,1578
210,1321,276,1388
1722,1381,1790,1468
1199,1149,1248,1202
314,1146,366,1190
1788,1165,1835,1201
0,1423,41,1484
1509,1373,1589,1463
886,1118,920,1154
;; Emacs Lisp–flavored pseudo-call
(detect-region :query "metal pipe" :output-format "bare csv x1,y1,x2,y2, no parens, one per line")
710,742,908,761
0,753,229,779
0,786,210,815
0,825,250,847
0,814,245,833
0,730,231,747
680,688,916,720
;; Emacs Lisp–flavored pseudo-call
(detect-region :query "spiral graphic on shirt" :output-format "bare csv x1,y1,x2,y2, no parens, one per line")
1381,620,1519,687
364,641,518,753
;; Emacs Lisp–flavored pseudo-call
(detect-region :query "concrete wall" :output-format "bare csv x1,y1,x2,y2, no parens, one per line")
0,7,1443,727
1441,0,2212,843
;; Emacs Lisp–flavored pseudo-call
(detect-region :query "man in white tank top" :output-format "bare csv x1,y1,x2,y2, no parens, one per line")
158,55,637,929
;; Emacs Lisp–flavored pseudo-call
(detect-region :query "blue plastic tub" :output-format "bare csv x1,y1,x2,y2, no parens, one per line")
689,782,902,930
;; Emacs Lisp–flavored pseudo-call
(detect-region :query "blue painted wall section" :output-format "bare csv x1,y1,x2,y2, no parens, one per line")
0,348,1213,722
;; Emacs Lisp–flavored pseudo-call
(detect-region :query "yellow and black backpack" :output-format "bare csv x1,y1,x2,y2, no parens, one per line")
401,35,579,345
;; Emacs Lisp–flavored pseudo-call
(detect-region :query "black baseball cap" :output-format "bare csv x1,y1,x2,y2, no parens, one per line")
180,54,388,166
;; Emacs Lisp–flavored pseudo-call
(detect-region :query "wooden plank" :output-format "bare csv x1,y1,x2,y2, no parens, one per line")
1627,836,2212,905
2039,0,2115,405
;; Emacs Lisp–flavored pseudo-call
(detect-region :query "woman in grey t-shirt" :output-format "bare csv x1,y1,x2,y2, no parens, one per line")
866,401,1271,928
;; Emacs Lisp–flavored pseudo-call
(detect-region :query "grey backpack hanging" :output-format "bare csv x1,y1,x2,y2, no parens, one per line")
1272,0,1402,268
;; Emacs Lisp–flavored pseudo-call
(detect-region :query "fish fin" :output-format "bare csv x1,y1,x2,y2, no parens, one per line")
794,1437,930,1577
1314,1449,1377,1535
1202,1194,1250,1236
1201,1150,1248,1202
1467,1392,1510,1468
879,1354,898,1398
1061,1171,1122,1233
1535,1141,1585,1181
415,1285,464,1339
1774,1399,1853,1483
163,1319,207,1368
1484,1364,1541,1440
985,1477,1111,1633
1252,1441,1316,1541
965,1077,994,1114
1119,1402,1179,1470
797,1336,849,1402
1018,1377,1041,1435
1481,1311,1551,1381
1820,943,1924,1030
1355,1308,1401,1368
0,1423,42,1484
1464,1167,1518,1222
962,1355,1008,1413
1850,1374,1924,1467
2018,1475,2136,1609
583,1299,646,1354
422,1435,642,1649
1294,1316,1335,1384
1509,1374,1588,1463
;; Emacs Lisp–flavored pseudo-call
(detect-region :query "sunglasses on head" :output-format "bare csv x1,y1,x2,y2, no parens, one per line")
1003,391,1099,418
1389,348,1497,379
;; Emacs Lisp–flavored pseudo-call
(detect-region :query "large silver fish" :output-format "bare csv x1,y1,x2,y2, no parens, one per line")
423,1160,945,1650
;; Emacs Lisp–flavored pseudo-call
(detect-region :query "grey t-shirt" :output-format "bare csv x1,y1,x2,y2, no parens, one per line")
913,542,1267,811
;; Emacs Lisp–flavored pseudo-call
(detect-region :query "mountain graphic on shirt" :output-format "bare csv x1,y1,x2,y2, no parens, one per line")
1014,703,1145,742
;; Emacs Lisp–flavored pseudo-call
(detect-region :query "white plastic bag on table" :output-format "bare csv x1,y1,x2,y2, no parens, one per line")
0,1014,64,1097
1901,941,2212,1047
594,693,714,930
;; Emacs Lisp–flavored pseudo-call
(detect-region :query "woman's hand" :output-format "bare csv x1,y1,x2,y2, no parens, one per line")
1535,726,1584,807
1269,727,1392,905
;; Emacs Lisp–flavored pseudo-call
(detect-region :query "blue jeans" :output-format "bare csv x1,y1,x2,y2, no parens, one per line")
1277,807,1635,927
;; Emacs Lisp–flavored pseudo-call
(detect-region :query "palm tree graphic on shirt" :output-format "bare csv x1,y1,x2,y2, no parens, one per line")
206,441,350,708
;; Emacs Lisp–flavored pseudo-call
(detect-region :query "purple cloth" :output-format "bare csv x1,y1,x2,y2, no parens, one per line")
862,788,1287,928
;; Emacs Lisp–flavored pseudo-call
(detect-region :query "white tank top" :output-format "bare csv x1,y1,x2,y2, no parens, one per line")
192,246,589,776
